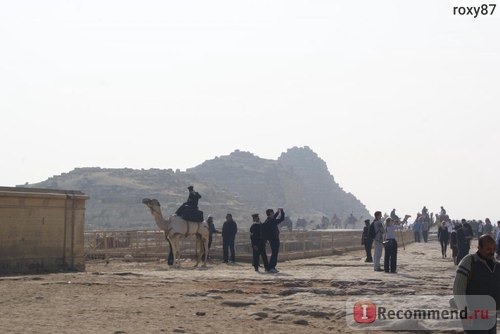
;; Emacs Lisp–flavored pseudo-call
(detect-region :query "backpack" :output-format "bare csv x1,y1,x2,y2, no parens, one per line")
368,221,376,240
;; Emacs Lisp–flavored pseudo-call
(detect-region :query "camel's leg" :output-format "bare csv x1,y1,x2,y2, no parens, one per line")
202,236,209,267
166,237,174,266
193,234,200,267
170,236,180,268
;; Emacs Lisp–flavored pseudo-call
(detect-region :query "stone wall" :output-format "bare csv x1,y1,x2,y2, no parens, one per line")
0,187,88,275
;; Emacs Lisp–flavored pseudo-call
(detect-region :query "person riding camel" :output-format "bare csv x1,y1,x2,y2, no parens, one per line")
175,186,203,221
390,209,401,222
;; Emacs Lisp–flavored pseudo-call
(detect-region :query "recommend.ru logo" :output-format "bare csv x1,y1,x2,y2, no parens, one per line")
346,295,496,331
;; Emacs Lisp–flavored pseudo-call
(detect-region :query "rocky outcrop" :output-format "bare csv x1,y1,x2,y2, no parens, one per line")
22,147,370,230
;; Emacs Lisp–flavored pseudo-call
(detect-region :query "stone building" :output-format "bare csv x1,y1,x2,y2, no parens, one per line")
0,187,88,275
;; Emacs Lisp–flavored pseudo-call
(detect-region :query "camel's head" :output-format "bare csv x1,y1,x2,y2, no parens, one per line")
142,198,162,215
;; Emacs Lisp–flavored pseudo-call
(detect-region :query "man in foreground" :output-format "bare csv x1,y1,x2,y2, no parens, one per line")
453,235,500,333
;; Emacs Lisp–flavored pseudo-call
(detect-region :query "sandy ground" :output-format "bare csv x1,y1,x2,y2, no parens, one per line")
0,236,487,334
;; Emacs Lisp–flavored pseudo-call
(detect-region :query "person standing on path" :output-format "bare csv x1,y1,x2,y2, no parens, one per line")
221,213,237,263
372,211,385,272
262,208,285,273
206,215,220,258
413,214,422,243
250,213,269,272
361,219,373,262
383,217,400,273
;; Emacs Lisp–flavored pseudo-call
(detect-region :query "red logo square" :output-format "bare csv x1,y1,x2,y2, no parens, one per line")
353,300,376,323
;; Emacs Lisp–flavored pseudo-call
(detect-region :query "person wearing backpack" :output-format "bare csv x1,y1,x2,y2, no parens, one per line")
372,211,385,272
361,219,373,263
453,235,500,333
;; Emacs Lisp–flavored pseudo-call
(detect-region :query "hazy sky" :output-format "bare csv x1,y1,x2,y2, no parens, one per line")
1,1,499,220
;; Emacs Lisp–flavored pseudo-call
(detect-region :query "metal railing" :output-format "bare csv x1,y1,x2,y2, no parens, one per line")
85,229,415,262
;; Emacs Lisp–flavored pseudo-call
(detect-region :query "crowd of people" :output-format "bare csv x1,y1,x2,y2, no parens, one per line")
362,207,500,332
175,188,499,332
435,217,500,265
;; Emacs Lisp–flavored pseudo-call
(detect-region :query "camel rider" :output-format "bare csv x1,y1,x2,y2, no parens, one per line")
175,186,202,220
186,186,201,209
390,209,400,222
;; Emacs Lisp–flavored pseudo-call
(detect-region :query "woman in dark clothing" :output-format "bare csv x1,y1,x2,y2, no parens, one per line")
437,222,450,258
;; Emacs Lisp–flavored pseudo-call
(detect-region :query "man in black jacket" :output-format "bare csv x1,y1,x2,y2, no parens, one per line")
250,213,269,272
262,208,285,273
222,213,237,263
361,219,373,262
175,186,202,219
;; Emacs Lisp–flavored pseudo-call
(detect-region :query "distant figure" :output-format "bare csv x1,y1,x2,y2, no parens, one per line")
456,221,473,265
450,226,458,265
437,222,450,258
384,218,401,273
484,218,494,237
221,214,237,263
477,221,484,240
262,208,285,273
412,214,422,243
206,215,220,253
345,213,357,229
390,209,400,222
421,217,430,243
422,206,429,217
250,213,269,272
175,186,203,221
453,235,499,333
331,214,341,229
372,211,385,272
440,206,447,217
361,219,373,263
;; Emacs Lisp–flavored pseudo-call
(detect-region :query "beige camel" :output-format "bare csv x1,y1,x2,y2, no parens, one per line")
142,198,209,267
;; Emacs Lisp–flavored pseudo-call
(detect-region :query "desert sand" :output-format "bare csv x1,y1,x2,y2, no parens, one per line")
0,236,484,334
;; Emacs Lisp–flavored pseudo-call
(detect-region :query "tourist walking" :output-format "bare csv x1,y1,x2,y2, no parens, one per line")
372,211,385,272
437,222,450,258
222,213,237,263
262,208,285,273
250,213,269,272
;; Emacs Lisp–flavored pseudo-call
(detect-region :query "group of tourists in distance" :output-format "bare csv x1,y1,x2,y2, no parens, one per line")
361,206,500,333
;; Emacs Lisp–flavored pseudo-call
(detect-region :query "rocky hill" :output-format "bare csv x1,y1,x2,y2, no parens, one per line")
21,147,370,230
188,147,370,226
